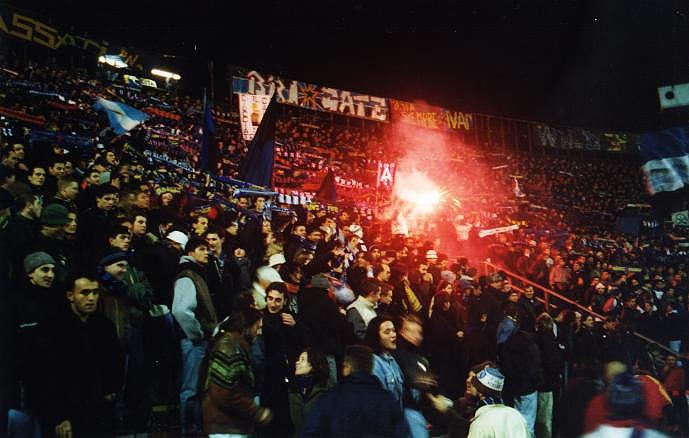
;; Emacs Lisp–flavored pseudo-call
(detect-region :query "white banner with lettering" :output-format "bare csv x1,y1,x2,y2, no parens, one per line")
238,93,272,141
478,224,519,238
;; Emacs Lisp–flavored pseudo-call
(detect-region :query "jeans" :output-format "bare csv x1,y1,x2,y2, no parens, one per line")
180,338,208,435
536,391,553,438
325,355,338,388
513,391,537,437
670,340,683,365
124,326,149,428
404,408,428,438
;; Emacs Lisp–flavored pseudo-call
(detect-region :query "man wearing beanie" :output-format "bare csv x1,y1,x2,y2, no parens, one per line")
6,252,59,436
97,246,154,430
467,367,529,438
25,203,73,285
22,252,57,289
172,237,217,435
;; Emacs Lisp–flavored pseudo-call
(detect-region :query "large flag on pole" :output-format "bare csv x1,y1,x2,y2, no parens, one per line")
240,95,278,187
200,90,217,172
93,98,147,134
639,126,689,195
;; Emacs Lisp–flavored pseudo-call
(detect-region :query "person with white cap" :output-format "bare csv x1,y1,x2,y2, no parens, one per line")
252,261,284,311
251,253,286,310
466,367,529,438
167,230,189,252
268,253,286,269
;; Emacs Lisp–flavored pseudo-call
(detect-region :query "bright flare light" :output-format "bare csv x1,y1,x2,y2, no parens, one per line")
397,188,442,213
393,167,444,216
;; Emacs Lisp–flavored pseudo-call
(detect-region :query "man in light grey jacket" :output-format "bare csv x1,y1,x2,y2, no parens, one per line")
172,237,217,436
346,280,381,340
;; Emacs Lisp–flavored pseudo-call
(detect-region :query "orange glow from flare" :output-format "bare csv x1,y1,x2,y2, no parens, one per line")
397,188,442,213
393,167,444,216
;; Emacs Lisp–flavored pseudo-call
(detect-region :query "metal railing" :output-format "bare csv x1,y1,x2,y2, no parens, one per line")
481,260,685,359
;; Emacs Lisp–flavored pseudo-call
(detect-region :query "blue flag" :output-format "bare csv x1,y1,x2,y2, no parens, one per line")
240,96,278,187
639,127,689,194
200,91,217,172
93,98,147,134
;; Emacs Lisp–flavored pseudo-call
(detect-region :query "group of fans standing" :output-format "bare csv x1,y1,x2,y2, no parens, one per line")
0,58,687,438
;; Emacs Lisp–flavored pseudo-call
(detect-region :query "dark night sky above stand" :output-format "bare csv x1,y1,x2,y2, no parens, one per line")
12,0,689,131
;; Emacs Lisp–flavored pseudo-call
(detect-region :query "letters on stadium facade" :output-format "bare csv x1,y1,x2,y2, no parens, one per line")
535,124,637,153
390,99,474,131
232,69,390,122
0,6,143,69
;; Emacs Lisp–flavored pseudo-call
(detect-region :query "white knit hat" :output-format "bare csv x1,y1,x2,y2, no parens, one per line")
471,367,504,398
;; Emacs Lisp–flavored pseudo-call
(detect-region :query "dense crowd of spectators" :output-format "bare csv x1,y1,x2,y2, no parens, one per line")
0,58,688,438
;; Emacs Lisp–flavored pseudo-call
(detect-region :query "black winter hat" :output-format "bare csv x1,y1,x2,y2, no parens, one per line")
98,247,128,267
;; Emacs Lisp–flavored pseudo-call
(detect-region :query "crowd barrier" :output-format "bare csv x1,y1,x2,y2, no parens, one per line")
481,260,683,358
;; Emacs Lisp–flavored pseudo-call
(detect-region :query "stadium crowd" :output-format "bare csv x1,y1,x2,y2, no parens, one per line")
0,58,688,438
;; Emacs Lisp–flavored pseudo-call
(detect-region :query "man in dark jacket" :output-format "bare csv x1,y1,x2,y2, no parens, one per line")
0,193,41,281
496,305,543,438
302,345,406,437
41,273,124,437
78,184,119,260
517,285,544,333
7,252,60,436
48,176,79,212
534,313,564,438
25,203,73,280
285,223,308,264
204,226,235,320
143,230,187,307
466,285,499,330
297,273,356,382
257,282,307,436
97,247,154,430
